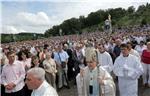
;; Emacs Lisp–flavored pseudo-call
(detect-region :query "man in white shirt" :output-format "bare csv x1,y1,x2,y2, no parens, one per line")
113,43,143,96
127,42,140,59
25,67,58,96
134,41,147,56
97,44,113,73
1,51,25,96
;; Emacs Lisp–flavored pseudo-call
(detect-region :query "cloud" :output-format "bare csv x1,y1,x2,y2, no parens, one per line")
2,25,26,34
50,2,133,24
1,11,51,34
17,12,50,25
1,1,148,34
51,1,148,27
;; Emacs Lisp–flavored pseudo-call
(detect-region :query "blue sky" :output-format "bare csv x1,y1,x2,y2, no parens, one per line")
1,0,149,34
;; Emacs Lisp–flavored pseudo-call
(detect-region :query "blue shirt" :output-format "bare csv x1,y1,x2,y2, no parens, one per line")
54,50,69,65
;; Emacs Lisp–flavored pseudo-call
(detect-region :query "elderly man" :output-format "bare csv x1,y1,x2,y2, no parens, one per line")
113,39,122,59
76,47,115,96
113,43,143,96
25,67,58,96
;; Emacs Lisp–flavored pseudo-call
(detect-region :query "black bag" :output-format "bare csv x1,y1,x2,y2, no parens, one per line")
89,85,93,94
61,62,66,68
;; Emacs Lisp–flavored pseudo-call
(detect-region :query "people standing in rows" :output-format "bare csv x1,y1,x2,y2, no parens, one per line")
141,42,150,87
113,43,143,96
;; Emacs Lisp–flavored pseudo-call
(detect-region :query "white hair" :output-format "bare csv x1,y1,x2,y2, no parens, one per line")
85,47,97,62
27,67,45,81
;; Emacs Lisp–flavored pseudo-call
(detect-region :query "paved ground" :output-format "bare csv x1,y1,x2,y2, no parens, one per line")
58,79,150,96
58,80,78,96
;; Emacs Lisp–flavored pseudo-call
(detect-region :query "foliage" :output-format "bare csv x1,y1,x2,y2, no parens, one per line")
45,3,150,37
1,33,44,43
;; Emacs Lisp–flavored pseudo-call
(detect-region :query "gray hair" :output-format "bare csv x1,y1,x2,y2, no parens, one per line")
27,67,45,81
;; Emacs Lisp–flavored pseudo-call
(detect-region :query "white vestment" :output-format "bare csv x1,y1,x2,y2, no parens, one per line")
113,54,143,96
76,66,115,96
134,45,146,56
98,51,113,73
129,49,140,59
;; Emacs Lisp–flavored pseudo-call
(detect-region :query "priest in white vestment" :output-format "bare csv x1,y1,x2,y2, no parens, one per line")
113,43,143,96
76,47,115,96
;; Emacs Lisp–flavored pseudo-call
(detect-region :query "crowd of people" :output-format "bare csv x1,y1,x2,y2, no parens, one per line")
0,25,150,96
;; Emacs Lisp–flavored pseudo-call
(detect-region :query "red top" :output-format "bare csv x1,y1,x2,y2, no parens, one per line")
141,49,150,64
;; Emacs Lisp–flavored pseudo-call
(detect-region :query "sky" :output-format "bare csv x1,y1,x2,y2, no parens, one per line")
0,0,149,34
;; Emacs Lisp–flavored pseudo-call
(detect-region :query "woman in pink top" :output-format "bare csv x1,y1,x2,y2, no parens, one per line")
18,51,31,71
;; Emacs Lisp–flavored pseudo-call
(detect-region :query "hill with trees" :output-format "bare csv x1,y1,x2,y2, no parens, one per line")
1,3,150,43
44,3,150,37
1,33,44,43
